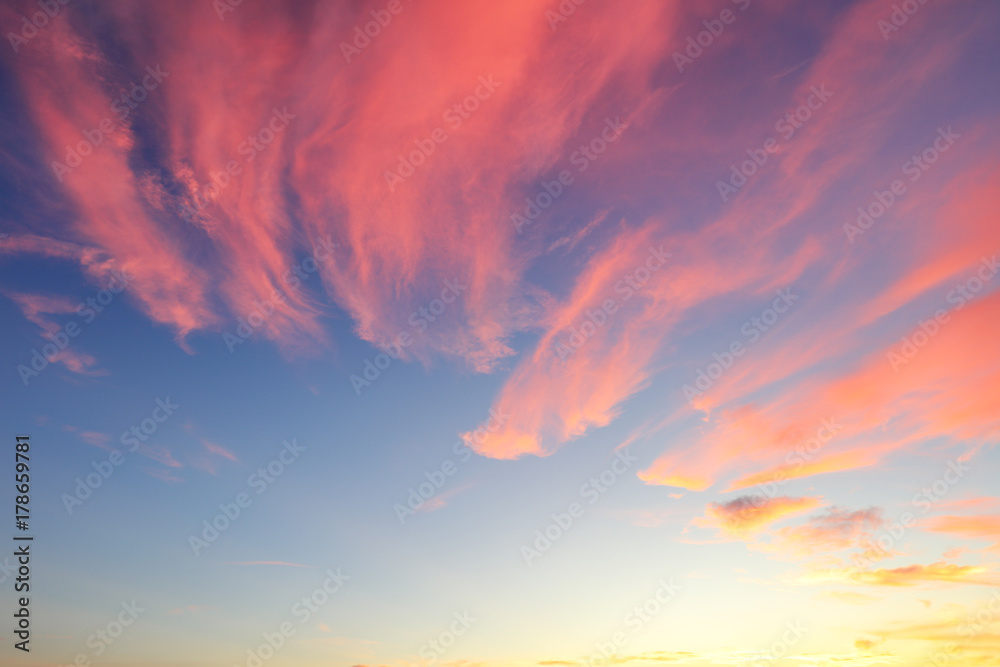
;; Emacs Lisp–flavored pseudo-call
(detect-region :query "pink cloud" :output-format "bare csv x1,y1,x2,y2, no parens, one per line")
692,495,823,538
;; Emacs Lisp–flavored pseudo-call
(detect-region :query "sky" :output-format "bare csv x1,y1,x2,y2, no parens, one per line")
0,0,999,665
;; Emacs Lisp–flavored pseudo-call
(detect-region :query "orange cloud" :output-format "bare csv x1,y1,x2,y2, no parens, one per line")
694,495,823,538
803,562,997,587
923,514,1000,552
634,0,1000,491
727,449,879,491
643,264,1000,492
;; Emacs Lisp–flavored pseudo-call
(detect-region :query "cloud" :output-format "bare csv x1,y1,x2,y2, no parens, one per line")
755,507,885,559
802,562,998,587
2,0,996,489
922,514,1000,552
187,437,240,475
693,495,823,538
63,425,113,449
77,430,112,448
642,261,1000,493
200,439,238,461
464,225,679,459
853,637,884,651
4,292,108,377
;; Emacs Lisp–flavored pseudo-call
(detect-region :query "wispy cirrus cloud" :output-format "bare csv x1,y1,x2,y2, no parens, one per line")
922,514,1000,553
800,561,999,587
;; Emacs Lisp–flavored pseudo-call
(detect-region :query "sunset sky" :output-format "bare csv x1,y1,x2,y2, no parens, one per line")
1,0,999,665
